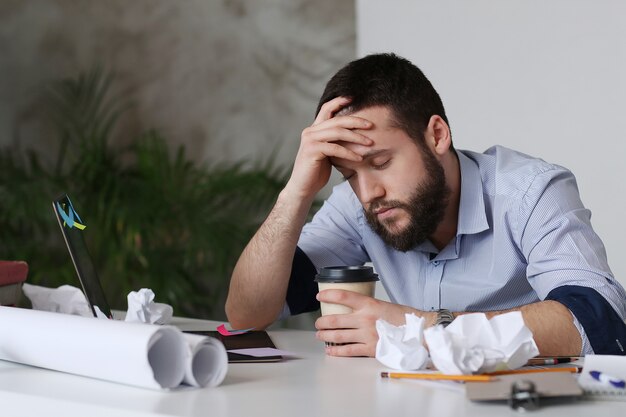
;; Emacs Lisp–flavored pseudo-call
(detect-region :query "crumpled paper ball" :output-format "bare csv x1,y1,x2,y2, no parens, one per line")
424,311,539,374
375,313,429,370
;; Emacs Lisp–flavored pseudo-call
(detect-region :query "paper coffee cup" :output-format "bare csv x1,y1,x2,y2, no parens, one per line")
315,266,379,316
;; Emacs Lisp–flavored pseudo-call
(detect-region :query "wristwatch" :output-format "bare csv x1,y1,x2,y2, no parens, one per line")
434,309,455,328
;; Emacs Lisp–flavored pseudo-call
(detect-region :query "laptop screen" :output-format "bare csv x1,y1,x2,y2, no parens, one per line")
52,194,113,319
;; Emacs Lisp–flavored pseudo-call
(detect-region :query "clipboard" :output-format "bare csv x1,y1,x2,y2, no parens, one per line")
466,372,583,402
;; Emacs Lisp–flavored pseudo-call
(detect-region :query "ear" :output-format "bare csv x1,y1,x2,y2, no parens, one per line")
426,115,452,156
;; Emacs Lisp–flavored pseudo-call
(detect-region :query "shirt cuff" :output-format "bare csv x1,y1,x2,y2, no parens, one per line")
572,314,594,355
276,302,291,321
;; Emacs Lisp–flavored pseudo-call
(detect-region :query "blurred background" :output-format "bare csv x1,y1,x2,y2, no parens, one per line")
0,0,355,323
2,1,625,327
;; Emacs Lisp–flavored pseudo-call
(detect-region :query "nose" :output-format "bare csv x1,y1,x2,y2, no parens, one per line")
355,172,385,205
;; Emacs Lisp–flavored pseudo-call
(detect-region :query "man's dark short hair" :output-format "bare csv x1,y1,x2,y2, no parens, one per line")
316,53,451,149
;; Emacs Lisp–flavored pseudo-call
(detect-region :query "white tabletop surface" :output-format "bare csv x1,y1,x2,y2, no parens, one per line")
1,317,625,417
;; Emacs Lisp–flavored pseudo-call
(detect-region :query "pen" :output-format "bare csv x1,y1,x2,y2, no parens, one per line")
380,372,495,382
589,370,626,389
526,357,578,366
485,367,581,376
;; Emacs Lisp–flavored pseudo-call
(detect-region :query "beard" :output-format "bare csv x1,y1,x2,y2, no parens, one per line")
364,150,450,252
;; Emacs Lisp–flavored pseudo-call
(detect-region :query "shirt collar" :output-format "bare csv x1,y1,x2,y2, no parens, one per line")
412,150,489,255
456,149,489,236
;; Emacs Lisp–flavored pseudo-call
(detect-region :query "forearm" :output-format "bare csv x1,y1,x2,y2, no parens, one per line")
515,300,581,355
227,96,375,329
462,300,582,356
316,291,581,357
225,188,314,329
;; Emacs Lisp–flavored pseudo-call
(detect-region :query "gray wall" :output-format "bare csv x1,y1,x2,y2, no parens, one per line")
1,0,355,171
358,0,626,288
2,0,355,328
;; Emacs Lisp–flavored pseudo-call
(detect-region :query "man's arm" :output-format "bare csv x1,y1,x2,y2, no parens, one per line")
225,189,314,329
225,97,374,329
315,290,581,357
505,300,581,355
518,168,626,354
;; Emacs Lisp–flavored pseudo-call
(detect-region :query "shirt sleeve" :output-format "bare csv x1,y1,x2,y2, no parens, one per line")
572,314,594,355
518,167,626,354
547,286,626,355
297,182,370,268
285,246,320,315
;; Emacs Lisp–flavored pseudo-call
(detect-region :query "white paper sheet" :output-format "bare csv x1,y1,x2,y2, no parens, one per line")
22,283,92,316
227,347,296,357
0,306,227,390
578,354,626,400
23,283,174,325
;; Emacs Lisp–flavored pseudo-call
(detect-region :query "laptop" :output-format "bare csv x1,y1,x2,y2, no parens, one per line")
53,193,281,362
53,194,113,319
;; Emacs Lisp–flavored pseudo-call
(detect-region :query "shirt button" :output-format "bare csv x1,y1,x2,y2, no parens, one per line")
432,260,440,266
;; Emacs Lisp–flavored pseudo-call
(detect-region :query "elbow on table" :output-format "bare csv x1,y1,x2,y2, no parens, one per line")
224,298,275,330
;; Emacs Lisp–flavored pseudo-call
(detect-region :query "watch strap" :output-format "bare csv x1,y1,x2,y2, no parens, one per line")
435,308,455,327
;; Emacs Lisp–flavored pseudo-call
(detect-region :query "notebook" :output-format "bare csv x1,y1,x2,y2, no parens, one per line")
578,354,626,401
53,194,113,319
185,330,282,363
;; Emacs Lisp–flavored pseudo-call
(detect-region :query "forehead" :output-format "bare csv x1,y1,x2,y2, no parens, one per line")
342,105,396,129
329,106,415,166
346,106,406,149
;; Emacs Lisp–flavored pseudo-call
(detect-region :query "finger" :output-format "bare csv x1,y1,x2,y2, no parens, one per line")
313,96,352,125
316,311,377,335
303,126,373,149
309,141,365,163
326,342,373,357
317,289,370,310
316,328,368,345
309,115,373,133
315,312,355,330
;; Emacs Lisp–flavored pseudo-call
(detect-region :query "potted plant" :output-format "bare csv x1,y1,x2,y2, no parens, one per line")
0,67,291,319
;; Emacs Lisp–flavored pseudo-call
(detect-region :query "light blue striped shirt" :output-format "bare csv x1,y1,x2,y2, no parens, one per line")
297,146,626,354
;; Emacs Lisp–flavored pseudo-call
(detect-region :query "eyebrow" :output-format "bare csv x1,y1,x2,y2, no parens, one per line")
362,149,390,160
332,149,390,169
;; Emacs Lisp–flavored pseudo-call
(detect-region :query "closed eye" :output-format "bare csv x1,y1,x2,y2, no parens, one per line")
372,160,391,170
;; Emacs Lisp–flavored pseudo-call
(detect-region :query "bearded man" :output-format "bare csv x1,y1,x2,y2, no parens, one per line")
225,53,626,357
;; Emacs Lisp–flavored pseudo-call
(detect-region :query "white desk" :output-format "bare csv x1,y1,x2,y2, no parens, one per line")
1,317,624,417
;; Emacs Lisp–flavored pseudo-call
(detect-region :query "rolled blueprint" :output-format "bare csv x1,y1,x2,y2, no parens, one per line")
183,333,228,387
0,306,227,390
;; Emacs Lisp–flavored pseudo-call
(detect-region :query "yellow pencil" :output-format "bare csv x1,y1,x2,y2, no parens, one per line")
484,367,581,376
380,372,495,382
